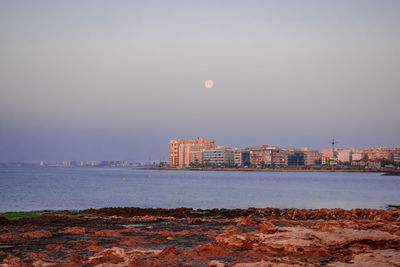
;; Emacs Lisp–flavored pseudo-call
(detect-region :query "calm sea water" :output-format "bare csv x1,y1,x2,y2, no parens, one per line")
0,167,399,213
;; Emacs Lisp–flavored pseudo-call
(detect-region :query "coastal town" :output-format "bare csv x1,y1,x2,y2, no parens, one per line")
2,138,398,171
169,138,400,170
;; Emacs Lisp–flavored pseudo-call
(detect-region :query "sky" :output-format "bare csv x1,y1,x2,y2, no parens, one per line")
0,0,399,162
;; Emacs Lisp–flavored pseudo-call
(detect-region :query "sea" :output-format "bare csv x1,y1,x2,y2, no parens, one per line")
0,167,399,213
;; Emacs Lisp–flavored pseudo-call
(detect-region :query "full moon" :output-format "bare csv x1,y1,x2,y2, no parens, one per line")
204,80,214,88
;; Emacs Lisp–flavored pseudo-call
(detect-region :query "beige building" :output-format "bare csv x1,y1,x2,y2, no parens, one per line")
393,147,400,166
178,144,206,167
337,149,352,163
250,145,287,167
352,153,363,161
249,145,269,167
301,148,322,166
362,147,394,161
169,139,181,167
233,148,242,167
169,138,216,167
320,148,334,159
271,149,288,167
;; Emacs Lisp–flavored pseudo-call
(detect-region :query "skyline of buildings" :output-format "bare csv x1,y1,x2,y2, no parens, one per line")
1,138,399,169
169,138,400,169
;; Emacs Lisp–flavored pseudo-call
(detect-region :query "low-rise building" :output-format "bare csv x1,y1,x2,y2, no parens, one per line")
249,145,269,167
320,148,334,159
392,147,400,167
352,159,381,168
203,147,235,167
271,150,288,167
301,148,322,166
233,149,242,167
352,153,363,161
249,145,287,168
287,151,305,167
361,147,394,161
241,151,251,166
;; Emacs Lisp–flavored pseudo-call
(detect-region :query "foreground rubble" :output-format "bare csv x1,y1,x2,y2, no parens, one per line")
0,207,399,266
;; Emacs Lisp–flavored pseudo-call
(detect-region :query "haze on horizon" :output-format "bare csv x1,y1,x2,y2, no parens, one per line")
0,0,399,162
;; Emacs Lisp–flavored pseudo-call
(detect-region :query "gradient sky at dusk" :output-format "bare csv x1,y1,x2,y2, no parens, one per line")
1,0,399,162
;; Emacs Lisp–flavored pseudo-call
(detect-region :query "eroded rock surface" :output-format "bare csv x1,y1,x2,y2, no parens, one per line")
0,207,399,266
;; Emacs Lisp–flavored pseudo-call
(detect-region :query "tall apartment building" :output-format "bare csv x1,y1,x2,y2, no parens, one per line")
169,139,181,167
169,138,216,167
178,144,206,167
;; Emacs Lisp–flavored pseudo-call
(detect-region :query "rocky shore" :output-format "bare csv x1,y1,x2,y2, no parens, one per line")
1,207,399,266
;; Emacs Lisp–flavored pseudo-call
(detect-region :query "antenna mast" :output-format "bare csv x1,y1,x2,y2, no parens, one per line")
331,139,338,157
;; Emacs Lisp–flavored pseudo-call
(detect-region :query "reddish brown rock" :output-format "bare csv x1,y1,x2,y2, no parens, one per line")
107,215,125,221
85,247,126,265
65,253,86,263
216,234,249,250
131,215,159,222
24,251,48,262
258,221,279,234
209,260,227,267
23,230,52,239
215,225,257,250
233,215,258,226
55,253,87,267
155,230,176,236
175,229,191,235
60,226,87,234
330,249,400,266
119,235,150,246
84,240,104,252
1,207,400,266
187,217,202,225
93,229,120,237
158,246,183,257
31,260,48,267
191,243,230,258
1,254,32,267
0,232,22,241
234,255,313,266
45,243,66,251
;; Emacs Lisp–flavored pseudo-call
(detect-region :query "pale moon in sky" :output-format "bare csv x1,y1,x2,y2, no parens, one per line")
204,80,214,88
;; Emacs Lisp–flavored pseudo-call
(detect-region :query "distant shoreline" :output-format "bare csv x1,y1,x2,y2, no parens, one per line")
145,166,400,174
